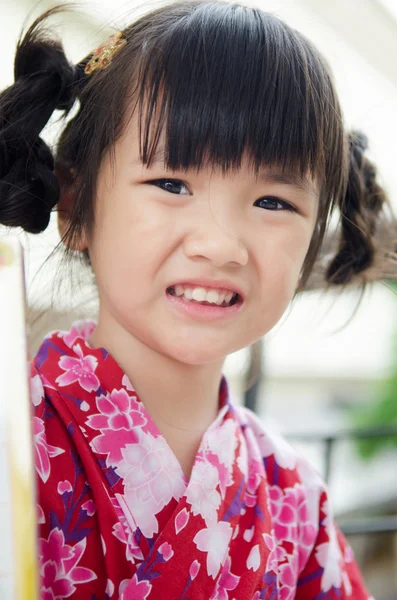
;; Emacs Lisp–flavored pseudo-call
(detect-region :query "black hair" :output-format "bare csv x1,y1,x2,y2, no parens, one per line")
0,0,393,291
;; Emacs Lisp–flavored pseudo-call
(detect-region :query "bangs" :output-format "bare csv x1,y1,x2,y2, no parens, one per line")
129,1,341,185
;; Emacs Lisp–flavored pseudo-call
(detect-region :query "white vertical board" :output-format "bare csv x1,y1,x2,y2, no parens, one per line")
0,237,38,600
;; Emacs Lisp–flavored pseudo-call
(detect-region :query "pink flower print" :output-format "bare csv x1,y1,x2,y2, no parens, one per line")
62,320,96,349
205,451,230,499
117,432,186,538
193,521,233,579
42,561,72,599
112,522,143,564
263,532,286,573
57,480,72,495
111,497,144,564
56,344,100,392
189,559,200,580
279,587,295,600
33,417,65,483
81,500,96,516
39,529,96,598
87,389,147,466
119,574,151,600
268,484,316,549
246,459,263,495
175,507,189,534
244,458,263,508
278,551,299,600
90,389,145,431
211,555,240,600
158,542,174,561
40,528,73,568
185,459,221,526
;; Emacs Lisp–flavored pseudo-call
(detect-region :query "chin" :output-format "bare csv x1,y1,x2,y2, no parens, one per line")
166,343,229,366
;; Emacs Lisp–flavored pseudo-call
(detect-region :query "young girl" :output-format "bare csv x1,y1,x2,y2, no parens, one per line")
0,0,390,597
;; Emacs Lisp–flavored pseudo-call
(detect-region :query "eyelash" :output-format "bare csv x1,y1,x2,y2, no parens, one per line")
148,178,298,213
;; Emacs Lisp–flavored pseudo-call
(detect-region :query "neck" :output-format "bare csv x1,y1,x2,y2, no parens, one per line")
88,312,225,436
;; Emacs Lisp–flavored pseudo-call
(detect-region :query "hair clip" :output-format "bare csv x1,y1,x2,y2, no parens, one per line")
84,32,127,75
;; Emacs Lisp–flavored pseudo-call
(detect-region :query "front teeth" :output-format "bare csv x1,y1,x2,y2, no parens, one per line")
173,286,235,306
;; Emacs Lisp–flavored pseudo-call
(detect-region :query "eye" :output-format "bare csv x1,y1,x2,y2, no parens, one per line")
254,196,297,213
148,178,190,195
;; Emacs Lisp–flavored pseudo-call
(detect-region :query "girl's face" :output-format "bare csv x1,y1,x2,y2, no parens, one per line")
87,114,319,365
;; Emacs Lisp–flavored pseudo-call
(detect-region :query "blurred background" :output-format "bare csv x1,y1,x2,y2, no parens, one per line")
2,0,397,597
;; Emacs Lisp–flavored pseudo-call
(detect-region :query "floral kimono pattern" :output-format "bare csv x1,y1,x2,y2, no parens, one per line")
31,320,373,599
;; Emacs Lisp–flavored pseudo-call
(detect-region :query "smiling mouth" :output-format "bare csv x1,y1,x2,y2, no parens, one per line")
167,286,240,307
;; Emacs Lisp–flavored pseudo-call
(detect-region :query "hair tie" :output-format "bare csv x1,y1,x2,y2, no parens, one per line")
56,63,87,111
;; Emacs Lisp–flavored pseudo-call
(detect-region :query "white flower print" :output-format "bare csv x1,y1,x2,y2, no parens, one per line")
122,374,135,391
246,544,260,572
117,431,185,538
237,406,297,470
206,419,237,472
185,459,221,526
31,373,44,407
315,498,352,594
258,429,297,470
33,416,64,483
194,521,233,579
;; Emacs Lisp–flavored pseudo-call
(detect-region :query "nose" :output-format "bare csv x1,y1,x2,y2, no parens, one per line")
183,214,248,268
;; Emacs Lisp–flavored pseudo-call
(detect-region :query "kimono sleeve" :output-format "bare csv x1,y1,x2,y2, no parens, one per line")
30,362,107,599
295,486,374,599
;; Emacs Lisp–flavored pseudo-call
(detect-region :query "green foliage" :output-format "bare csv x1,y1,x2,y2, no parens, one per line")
351,377,397,459
350,281,397,460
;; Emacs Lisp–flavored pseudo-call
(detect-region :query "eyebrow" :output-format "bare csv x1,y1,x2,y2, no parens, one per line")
257,172,316,195
131,147,166,166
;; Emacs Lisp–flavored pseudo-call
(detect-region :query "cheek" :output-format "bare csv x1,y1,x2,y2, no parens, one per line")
260,219,311,272
254,225,312,317
88,208,181,318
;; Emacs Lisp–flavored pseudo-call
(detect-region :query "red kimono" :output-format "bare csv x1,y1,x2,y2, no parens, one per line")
31,320,373,599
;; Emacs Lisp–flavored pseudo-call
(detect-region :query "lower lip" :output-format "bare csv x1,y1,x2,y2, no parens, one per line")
166,291,243,321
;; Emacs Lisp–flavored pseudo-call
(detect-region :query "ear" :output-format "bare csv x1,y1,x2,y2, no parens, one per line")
55,165,88,251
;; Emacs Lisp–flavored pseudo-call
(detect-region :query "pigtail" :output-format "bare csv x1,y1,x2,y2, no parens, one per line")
0,6,86,233
325,130,391,286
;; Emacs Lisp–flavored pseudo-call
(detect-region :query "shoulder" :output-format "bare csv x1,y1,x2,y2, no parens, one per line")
233,404,327,535
234,404,324,489
234,406,372,598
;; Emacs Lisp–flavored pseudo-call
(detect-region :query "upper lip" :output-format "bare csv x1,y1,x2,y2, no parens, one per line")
168,278,245,299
